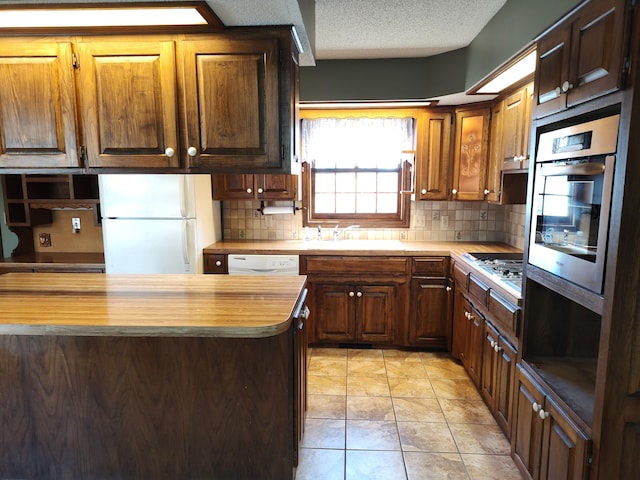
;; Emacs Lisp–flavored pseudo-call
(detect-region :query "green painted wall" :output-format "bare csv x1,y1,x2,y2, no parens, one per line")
300,0,582,102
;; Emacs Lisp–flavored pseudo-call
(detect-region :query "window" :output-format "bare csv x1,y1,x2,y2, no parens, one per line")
300,110,417,228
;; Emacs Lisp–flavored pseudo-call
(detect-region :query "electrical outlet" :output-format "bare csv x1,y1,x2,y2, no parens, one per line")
72,217,81,233
440,215,449,229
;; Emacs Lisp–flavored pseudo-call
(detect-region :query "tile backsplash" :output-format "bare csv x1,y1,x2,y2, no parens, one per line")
221,200,527,248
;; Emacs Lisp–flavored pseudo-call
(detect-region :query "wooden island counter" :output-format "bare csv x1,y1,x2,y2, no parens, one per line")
0,273,308,480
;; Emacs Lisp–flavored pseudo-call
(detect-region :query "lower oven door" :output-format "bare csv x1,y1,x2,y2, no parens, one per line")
528,155,614,293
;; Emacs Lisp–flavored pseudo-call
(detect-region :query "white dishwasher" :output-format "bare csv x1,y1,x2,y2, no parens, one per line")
227,254,300,275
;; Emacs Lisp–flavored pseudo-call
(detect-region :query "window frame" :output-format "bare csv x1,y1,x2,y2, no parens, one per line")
300,108,419,229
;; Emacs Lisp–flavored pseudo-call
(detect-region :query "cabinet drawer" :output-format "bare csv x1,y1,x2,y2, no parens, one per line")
412,257,449,276
468,273,489,306
452,262,469,289
204,254,228,274
303,256,409,276
488,290,520,338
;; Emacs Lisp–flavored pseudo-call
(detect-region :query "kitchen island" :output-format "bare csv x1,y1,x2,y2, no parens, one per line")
0,273,308,480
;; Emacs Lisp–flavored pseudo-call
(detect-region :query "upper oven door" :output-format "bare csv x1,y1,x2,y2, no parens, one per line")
529,154,615,293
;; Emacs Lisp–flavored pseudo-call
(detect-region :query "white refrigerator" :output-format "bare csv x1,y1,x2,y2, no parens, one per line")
99,174,221,274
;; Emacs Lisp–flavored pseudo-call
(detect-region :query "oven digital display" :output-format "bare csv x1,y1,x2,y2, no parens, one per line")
552,131,593,154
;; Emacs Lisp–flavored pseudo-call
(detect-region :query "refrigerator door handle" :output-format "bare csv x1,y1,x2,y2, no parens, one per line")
182,220,190,266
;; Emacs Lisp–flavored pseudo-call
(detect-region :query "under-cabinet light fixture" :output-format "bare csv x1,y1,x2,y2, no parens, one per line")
0,2,222,29
469,46,537,95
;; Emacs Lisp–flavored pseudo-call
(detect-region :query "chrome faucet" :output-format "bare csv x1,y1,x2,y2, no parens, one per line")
333,224,360,241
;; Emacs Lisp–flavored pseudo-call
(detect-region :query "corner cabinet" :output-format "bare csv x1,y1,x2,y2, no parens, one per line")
0,41,80,169
451,106,490,201
408,257,453,348
533,0,630,118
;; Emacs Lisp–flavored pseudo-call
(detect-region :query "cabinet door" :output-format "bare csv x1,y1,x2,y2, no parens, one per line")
513,366,546,480
539,395,591,480
451,288,468,360
180,37,280,171
314,283,356,342
465,305,484,387
415,111,452,200
495,336,517,440
0,41,79,168
566,0,628,109
452,107,489,201
409,277,452,347
357,285,396,344
480,321,500,408
77,40,179,168
534,26,571,118
255,174,298,200
502,87,529,168
212,174,255,200
486,101,503,203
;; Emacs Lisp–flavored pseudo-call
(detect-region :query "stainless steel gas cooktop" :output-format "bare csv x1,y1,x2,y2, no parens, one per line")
462,252,524,292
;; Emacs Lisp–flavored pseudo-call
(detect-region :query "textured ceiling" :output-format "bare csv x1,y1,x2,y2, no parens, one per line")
0,0,508,67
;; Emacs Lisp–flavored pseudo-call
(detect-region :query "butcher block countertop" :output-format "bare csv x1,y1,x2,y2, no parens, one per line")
0,273,307,338
204,239,522,256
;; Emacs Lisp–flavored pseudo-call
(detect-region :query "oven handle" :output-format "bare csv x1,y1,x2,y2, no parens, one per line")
540,162,605,177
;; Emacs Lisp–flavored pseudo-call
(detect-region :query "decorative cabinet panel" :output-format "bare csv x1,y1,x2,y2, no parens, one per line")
415,110,453,200
408,257,453,348
0,41,79,168
533,0,629,118
180,37,281,171
451,106,490,201
212,174,298,200
512,365,591,480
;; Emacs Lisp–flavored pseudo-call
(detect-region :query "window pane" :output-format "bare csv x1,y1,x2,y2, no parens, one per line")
315,194,335,213
335,193,356,213
357,172,377,193
377,193,398,213
335,173,356,193
356,193,377,213
378,172,399,193
315,173,336,193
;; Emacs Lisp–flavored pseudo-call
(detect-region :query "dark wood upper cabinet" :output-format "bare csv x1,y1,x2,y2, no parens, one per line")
179,36,281,172
77,39,180,168
212,174,298,200
415,110,453,201
533,0,629,118
0,41,79,168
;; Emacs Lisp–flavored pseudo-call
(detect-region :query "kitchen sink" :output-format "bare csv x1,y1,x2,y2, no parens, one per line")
303,240,406,251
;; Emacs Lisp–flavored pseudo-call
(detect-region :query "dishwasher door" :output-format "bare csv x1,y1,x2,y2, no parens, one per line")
227,254,300,275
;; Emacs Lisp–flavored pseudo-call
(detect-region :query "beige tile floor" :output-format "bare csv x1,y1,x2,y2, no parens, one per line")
294,347,523,480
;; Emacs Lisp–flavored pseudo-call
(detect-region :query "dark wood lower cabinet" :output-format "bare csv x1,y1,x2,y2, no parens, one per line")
452,289,484,387
408,276,453,348
512,365,591,480
312,282,397,344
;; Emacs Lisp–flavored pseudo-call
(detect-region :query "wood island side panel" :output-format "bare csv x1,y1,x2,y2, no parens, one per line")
0,333,296,479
